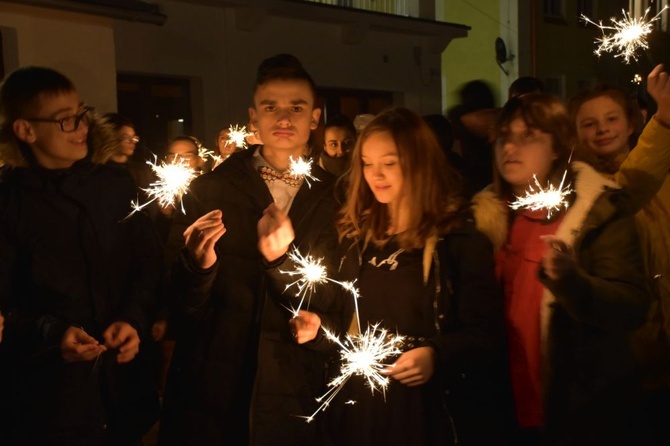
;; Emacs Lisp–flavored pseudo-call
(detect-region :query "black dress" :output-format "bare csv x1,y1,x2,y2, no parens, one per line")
326,239,452,446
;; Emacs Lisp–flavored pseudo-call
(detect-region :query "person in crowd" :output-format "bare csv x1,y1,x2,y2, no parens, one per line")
295,107,508,445
569,64,670,445
423,113,465,176
209,127,240,170
447,80,497,197
104,113,139,164
159,54,341,446
0,66,162,445
318,114,356,178
508,76,546,99
164,135,205,171
480,92,650,445
101,113,155,198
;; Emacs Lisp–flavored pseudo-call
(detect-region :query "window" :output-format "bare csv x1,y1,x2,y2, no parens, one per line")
544,0,564,18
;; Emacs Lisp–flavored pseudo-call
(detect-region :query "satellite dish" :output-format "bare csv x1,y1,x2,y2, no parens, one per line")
495,37,514,75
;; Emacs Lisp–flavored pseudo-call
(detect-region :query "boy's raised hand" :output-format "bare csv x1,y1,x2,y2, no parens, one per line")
258,203,294,262
648,64,670,128
184,210,226,269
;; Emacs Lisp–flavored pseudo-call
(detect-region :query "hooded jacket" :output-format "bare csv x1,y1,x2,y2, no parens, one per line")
474,161,650,445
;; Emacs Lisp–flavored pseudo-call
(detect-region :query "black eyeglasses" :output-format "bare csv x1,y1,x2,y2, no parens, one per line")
24,106,93,133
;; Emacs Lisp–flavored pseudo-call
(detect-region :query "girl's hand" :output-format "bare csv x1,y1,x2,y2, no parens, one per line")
383,346,436,387
540,235,576,281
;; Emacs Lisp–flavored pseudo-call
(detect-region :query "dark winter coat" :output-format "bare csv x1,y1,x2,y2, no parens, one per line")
332,215,510,445
160,149,342,446
0,160,162,445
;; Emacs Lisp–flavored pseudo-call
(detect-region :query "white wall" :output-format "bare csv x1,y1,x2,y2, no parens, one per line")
0,2,117,113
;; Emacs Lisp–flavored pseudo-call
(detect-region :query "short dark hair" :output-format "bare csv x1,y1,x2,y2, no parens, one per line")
253,54,317,99
509,76,546,98
325,114,356,137
0,66,75,122
101,113,134,133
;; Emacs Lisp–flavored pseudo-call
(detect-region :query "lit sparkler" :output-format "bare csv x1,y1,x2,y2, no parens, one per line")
198,145,222,165
226,124,251,150
581,6,668,64
300,323,405,423
127,155,199,218
631,73,643,84
288,156,319,187
280,249,329,316
509,170,572,219
280,248,404,423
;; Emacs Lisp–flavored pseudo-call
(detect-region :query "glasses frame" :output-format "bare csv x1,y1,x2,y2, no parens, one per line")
24,106,93,133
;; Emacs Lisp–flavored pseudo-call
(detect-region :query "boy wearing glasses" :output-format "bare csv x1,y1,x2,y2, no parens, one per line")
0,67,161,445
160,54,341,445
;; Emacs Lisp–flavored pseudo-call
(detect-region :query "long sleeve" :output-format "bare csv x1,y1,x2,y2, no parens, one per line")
427,226,505,374
540,214,650,330
614,117,670,214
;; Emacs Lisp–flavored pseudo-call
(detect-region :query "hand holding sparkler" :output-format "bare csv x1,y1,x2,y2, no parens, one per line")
184,210,226,269
382,346,436,387
540,235,576,281
289,310,321,344
647,64,670,128
103,321,140,363
258,203,295,262
60,326,106,363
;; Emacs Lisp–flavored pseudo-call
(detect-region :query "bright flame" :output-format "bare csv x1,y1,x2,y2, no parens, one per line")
288,156,319,187
280,249,328,316
509,170,572,219
127,155,198,218
581,6,668,64
198,145,222,165
299,324,404,423
226,124,251,150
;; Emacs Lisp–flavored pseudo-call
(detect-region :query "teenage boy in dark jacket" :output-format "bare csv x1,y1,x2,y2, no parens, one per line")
0,67,161,445
160,54,341,446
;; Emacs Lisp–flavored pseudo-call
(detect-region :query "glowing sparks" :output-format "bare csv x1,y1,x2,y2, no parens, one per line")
631,73,643,84
281,249,328,316
581,6,668,64
288,156,319,187
509,170,572,219
198,145,222,165
226,124,251,150
279,249,401,423
127,155,199,217
300,324,404,423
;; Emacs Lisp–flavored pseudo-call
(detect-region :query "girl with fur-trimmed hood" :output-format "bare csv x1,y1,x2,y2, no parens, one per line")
478,91,650,445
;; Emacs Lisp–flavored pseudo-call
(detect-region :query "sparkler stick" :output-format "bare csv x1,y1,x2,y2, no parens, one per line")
581,6,668,64
226,124,251,150
509,170,572,219
126,155,199,218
